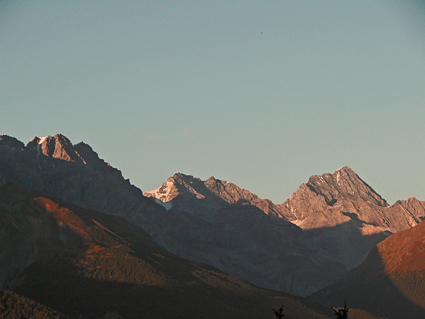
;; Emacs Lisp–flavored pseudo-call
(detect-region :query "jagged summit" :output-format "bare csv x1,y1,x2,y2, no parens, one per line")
25,134,84,163
280,166,391,230
20,134,107,167
144,173,288,218
143,173,209,210
304,166,388,207
0,133,153,220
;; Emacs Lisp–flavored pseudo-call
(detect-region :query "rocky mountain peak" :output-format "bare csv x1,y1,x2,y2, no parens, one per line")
279,166,394,238
0,135,25,149
145,173,290,220
73,142,104,166
26,134,84,163
144,173,208,204
300,166,387,208
146,173,254,205
204,176,260,205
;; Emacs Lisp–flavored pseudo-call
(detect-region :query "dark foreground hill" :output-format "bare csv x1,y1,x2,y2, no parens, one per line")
0,180,332,319
310,219,425,319
0,290,71,319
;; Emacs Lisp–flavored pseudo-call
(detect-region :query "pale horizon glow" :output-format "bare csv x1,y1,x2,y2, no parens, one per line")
2,1,425,205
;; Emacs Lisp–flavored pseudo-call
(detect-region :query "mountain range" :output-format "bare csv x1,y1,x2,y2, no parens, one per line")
0,178,332,318
1,133,425,318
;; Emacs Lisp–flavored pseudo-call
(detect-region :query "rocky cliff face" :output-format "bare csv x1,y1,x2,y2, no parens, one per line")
279,166,425,233
279,166,388,227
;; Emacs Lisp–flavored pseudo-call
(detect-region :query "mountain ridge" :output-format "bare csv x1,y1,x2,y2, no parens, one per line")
2,133,425,297
143,166,425,295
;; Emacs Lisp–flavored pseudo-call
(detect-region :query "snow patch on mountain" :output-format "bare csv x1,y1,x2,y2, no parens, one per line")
144,180,175,203
38,136,49,144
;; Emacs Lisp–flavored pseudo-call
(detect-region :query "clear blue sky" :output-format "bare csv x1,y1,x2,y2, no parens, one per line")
2,1,425,205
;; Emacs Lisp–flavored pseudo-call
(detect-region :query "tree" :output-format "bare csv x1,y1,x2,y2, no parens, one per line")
331,300,349,319
273,305,284,319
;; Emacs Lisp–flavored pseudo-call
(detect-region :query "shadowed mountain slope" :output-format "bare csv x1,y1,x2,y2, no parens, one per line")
310,219,425,319
0,180,333,319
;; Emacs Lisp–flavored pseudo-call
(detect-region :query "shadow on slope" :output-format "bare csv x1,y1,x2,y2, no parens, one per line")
301,214,391,270
129,194,393,297
309,247,425,319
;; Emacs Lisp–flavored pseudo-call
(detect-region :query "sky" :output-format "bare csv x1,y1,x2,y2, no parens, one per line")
1,0,425,205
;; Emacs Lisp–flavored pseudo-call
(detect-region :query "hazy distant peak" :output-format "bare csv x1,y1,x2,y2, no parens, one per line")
145,172,287,219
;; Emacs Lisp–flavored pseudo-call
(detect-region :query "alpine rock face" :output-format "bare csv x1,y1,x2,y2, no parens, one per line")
277,167,425,269
2,134,425,297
